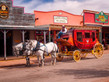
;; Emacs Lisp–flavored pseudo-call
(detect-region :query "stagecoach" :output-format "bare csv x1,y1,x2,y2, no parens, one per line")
56,29,104,62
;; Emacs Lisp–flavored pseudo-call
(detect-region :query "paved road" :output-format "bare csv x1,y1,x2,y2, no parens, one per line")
0,52,109,82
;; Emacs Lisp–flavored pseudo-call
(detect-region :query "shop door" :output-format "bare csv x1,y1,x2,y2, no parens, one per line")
25,31,30,41
7,31,12,56
0,31,12,57
105,32,109,44
0,32,4,57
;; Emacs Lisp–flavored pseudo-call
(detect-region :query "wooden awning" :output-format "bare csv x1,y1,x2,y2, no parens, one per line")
50,24,101,30
35,24,102,31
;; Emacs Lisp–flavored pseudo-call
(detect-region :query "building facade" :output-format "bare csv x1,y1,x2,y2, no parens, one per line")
83,10,109,44
0,0,36,59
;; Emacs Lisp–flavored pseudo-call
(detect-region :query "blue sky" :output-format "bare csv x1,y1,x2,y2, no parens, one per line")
13,0,109,15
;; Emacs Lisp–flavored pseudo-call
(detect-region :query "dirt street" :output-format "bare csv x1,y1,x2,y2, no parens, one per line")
0,50,109,82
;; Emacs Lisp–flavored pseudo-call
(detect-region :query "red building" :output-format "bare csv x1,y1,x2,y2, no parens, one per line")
83,10,109,44
34,10,83,26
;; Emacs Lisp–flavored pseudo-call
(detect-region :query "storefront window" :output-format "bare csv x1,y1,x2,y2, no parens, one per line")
36,31,43,35
35,30,54,43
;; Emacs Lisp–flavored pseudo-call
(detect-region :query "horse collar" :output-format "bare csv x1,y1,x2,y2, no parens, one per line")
33,41,40,51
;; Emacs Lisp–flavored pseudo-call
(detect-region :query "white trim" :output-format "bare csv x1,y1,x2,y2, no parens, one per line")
84,23,109,27
102,25,109,27
84,23,102,25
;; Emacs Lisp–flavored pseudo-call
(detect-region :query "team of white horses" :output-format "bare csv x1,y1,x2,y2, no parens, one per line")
13,40,58,67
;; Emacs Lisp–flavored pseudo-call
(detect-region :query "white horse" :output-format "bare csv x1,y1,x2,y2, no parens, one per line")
44,42,58,65
13,42,26,57
24,40,45,66
24,40,58,66
13,42,32,66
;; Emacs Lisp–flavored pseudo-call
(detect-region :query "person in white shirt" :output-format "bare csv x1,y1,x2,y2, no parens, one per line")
58,25,67,38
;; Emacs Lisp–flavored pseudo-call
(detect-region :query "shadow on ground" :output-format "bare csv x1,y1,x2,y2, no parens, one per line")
0,56,96,69
52,69,109,79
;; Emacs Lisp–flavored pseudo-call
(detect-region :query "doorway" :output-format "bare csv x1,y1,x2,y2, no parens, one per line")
0,31,13,57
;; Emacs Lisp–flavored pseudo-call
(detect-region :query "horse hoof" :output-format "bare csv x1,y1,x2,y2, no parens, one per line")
39,64,44,67
52,63,56,66
53,63,56,65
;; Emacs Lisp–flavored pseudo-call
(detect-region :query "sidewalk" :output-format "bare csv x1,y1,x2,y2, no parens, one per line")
0,56,38,67
0,50,109,67
0,56,25,61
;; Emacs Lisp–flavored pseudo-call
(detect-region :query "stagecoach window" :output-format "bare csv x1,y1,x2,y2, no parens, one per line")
77,32,82,42
85,33,90,38
92,32,95,41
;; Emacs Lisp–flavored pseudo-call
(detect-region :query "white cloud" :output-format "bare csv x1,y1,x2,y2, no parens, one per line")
13,0,109,15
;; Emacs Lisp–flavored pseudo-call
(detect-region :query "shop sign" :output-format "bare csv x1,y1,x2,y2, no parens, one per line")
0,4,9,19
95,11,108,23
54,16,68,23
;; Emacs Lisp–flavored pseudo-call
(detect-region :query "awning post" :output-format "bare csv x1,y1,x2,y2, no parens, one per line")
44,31,46,44
49,27,51,42
99,28,102,43
3,30,8,60
49,31,51,42
21,30,26,42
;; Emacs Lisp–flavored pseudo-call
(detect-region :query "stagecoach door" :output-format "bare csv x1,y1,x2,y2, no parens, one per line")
83,31,96,49
83,31,92,45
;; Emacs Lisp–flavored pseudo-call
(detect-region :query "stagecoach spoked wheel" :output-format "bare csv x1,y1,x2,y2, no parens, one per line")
56,53,63,61
93,43,104,59
73,50,81,62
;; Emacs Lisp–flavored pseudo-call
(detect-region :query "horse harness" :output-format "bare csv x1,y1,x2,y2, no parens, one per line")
33,42,56,55
33,41,41,51
14,42,26,56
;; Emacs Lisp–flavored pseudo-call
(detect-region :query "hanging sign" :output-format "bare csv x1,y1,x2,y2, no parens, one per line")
54,16,68,23
0,4,9,19
95,11,108,23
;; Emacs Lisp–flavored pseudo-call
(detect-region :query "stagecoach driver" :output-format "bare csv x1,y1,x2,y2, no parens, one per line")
58,25,67,38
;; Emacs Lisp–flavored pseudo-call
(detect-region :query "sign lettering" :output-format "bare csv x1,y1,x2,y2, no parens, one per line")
54,16,68,23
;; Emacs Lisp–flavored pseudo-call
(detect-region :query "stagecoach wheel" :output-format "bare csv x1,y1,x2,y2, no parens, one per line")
73,50,81,62
93,43,104,59
56,53,63,61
